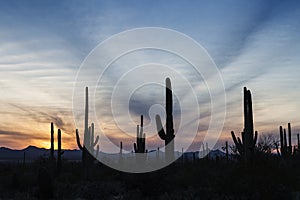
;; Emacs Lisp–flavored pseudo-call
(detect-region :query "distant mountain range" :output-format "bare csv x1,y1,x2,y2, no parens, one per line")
0,146,81,162
0,146,227,162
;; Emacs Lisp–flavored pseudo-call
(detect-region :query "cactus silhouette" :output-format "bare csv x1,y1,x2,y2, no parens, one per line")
277,123,294,158
225,141,229,161
119,141,123,164
57,129,64,174
133,115,148,165
134,115,146,153
89,123,99,157
231,87,258,162
50,122,54,160
156,77,175,162
76,87,99,176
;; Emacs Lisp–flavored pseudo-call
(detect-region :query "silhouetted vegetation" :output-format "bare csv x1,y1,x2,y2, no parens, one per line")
156,78,175,162
1,85,300,199
231,87,258,162
75,87,99,179
1,154,300,199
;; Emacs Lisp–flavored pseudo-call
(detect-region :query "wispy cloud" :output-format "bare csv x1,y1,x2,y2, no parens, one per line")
0,1,300,150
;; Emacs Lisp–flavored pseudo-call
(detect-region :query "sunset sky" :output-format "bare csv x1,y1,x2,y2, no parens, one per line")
0,1,300,152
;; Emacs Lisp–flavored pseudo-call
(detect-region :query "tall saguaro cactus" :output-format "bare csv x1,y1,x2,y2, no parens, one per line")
84,87,90,151
231,87,258,162
50,122,54,160
76,87,99,168
134,115,146,153
156,78,175,162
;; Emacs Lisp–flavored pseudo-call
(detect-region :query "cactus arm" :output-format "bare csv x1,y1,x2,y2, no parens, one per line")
91,123,94,148
280,126,283,150
288,123,292,154
241,131,245,146
237,137,242,146
275,143,281,156
156,115,166,140
76,129,83,150
231,131,239,146
231,131,243,154
93,135,99,147
237,137,244,153
142,133,146,152
88,126,92,149
283,129,287,149
253,131,258,148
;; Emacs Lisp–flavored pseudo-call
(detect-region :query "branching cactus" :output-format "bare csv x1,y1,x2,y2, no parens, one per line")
277,123,294,158
76,124,99,160
76,87,99,168
134,115,148,165
156,78,175,162
231,87,258,162
134,115,146,153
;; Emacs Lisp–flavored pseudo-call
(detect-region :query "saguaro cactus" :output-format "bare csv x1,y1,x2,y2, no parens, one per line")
231,87,258,162
84,87,90,150
134,115,146,153
76,87,99,167
156,78,175,162
57,129,64,174
119,141,123,164
278,123,294,158
225,141,229,161
50,122,54,160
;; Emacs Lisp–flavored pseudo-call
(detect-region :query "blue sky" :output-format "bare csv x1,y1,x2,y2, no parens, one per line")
0,0,300,151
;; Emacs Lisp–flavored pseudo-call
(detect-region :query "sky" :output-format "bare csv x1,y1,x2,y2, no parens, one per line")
0,0,300,152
